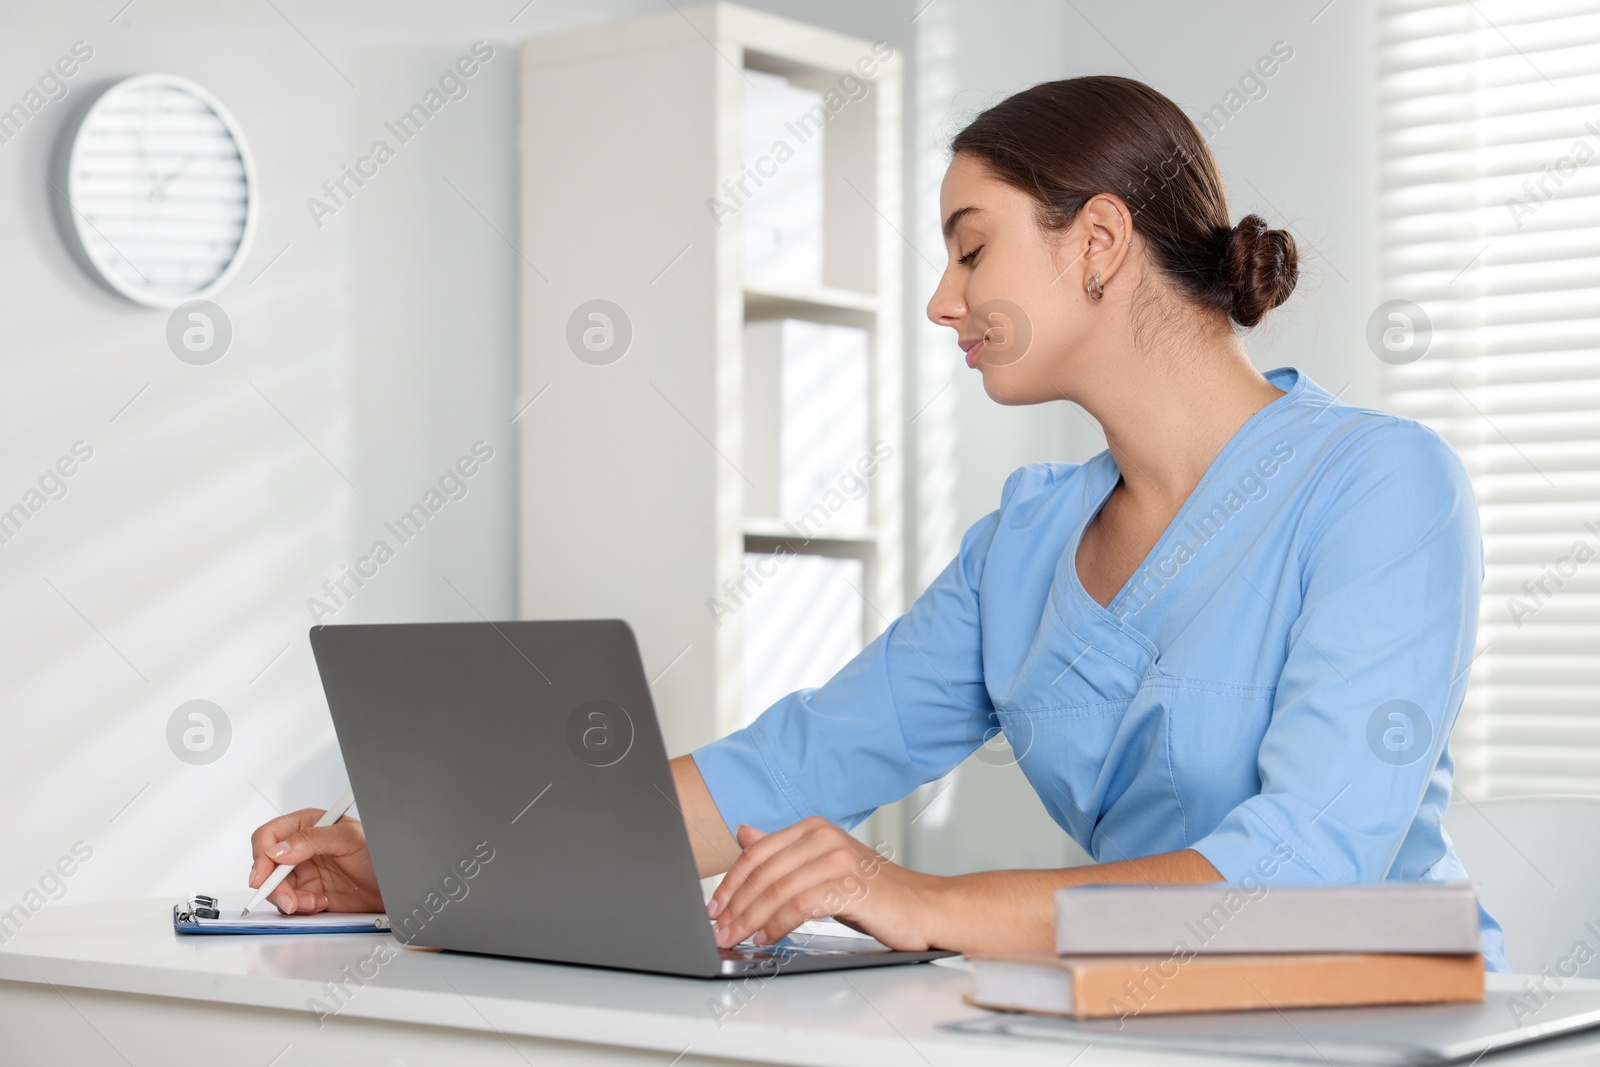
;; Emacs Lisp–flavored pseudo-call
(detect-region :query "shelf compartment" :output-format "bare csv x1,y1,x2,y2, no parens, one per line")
743,284,877,327
744,522,878,552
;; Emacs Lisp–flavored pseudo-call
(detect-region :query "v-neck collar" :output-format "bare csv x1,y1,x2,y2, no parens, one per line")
1062,366,1309,634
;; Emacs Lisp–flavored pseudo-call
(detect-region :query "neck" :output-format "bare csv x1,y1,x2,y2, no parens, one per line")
1079,332,1284,509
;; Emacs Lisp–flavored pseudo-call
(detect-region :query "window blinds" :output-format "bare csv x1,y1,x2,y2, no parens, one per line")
1378,0,1600,795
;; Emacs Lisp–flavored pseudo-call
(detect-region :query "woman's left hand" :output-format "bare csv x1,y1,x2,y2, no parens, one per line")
706,815,945,951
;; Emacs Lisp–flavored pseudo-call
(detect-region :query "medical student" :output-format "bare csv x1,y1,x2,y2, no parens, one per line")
250,75,1508,972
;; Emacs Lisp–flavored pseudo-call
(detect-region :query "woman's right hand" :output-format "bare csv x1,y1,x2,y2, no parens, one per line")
249,808,384,914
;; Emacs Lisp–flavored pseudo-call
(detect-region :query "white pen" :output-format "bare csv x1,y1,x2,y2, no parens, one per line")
241,787,356,917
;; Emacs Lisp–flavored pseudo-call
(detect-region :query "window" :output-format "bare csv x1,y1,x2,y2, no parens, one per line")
1379,0,1600,794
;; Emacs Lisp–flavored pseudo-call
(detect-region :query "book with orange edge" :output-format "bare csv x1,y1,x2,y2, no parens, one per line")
963,950,1485,1020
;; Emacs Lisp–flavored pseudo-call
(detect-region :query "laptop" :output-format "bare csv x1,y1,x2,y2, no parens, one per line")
309,619,958,978
945,975,1600,1067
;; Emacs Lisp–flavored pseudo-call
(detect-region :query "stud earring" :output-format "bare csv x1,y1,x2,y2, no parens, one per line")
1086,273,1104,301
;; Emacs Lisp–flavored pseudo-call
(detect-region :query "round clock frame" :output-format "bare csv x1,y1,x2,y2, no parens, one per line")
53,73,258,309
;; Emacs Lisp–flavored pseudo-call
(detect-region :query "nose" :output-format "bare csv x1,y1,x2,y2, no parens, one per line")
926,270,967,330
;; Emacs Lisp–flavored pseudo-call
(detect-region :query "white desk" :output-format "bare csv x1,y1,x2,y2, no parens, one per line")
3,900,1600,1066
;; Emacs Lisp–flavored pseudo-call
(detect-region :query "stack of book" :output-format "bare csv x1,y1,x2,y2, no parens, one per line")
965,883,1485,1020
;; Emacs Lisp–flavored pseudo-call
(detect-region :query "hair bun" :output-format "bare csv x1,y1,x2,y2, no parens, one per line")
1223,215,1298,328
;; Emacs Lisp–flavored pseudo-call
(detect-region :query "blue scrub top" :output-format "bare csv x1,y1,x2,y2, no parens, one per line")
692,365,1509,971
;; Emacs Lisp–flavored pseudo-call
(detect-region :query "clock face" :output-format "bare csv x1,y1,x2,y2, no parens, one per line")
58,74,256,308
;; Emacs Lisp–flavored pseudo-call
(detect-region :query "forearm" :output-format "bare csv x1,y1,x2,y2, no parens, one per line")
671,754,741,878
925,848,1224,954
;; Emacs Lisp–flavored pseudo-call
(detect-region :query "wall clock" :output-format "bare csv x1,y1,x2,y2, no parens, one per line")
54,74,257,308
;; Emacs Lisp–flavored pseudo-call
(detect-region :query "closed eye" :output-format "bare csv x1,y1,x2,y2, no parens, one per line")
957,245,982,267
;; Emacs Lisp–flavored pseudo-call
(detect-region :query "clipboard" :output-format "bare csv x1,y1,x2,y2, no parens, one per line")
173,894,391,935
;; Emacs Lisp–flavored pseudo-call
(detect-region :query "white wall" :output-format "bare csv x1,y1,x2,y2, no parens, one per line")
0,2,528,910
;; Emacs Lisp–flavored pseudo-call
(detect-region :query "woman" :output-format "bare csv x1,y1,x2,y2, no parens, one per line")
250,75,1509,972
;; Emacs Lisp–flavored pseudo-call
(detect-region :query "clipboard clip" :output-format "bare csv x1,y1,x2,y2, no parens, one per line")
178,894,220,922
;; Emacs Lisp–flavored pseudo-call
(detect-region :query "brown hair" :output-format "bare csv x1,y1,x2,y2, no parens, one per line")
950,75,1297,329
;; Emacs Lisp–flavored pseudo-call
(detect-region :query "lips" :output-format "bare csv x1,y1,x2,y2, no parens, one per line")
960,337,985,369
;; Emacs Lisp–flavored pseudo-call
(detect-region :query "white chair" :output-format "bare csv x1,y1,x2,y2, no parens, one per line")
1444,795,1600,977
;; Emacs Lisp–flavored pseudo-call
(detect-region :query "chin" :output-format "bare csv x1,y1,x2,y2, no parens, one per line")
977,368,1049,406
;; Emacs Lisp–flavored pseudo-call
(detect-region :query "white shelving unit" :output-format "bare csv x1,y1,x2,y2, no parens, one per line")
517,5,904,773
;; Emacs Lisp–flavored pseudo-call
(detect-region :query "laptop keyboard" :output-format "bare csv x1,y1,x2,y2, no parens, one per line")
718,934,879,961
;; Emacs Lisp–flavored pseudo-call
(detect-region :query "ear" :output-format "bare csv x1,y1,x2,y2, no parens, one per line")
1071,193,1135,292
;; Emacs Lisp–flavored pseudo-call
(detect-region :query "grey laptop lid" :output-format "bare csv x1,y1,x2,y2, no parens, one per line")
311,619,725,977
945,973,1600,1066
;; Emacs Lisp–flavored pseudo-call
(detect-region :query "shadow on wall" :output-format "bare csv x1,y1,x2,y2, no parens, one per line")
277,740,352,817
